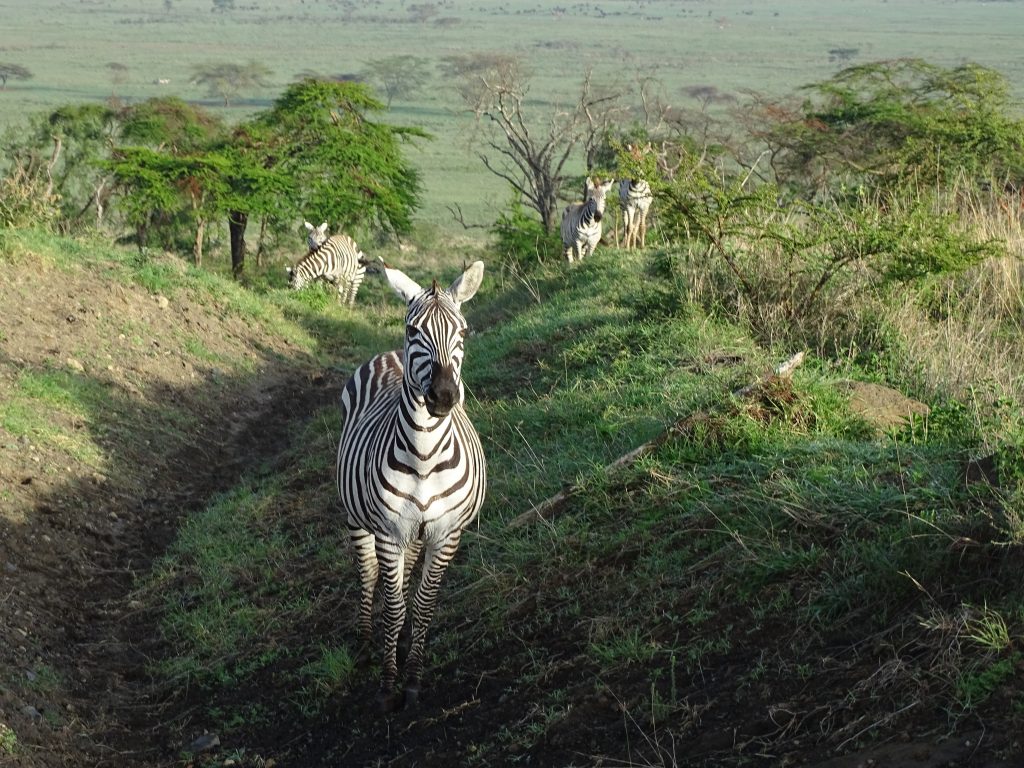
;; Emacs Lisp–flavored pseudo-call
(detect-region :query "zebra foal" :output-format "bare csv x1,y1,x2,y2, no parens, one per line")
336,259,487,712
561,177,615,263
287,221,367,305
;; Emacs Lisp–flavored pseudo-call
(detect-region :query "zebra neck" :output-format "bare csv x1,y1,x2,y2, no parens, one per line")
399,378,459,436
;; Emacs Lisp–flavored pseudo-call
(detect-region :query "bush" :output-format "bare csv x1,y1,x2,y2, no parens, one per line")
491,198,561,271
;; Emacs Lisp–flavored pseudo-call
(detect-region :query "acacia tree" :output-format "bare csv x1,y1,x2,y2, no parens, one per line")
444,53,625,232
190,60,272,107
746,58,1024,199
0,63,32,90
361,56,430,108
0,103,122,231
108,98,227,253
220,79,427,276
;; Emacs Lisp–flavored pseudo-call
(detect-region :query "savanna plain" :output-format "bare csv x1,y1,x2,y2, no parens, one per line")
1,1,1024,767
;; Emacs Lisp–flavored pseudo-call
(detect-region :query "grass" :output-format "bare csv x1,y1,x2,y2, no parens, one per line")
127,234,1024,764
3,191,1023,765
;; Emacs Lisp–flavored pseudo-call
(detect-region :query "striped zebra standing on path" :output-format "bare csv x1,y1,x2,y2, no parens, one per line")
286,221,367,305
561,177,615,263
617,143,654,250
619,177,653,250
336,259,487,712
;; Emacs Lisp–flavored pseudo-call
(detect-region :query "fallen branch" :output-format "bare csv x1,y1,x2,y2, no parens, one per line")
508,351,806,528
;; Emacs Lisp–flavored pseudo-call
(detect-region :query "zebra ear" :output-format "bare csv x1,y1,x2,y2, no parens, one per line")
447,261,484,306
384,266,423,304
304,221,315,232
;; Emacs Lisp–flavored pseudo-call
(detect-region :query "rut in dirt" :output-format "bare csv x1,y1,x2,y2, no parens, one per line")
13,362,344,767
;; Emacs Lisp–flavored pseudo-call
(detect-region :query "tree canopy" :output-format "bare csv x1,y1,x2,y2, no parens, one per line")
189,60,272,107
0,63,32,90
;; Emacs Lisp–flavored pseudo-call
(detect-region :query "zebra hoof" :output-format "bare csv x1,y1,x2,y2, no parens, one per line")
375,689,404,714
403,684,421,708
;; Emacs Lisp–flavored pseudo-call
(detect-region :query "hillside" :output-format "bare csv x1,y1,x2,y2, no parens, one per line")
0,230,1022,767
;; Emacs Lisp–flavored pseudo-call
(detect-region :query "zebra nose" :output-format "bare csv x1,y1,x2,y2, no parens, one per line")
593,211,603,222
426,363,458,416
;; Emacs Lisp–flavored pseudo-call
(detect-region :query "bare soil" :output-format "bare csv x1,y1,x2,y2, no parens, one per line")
1,254,1021,767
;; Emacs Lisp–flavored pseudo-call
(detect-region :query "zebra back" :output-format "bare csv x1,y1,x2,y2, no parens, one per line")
619,179,653,211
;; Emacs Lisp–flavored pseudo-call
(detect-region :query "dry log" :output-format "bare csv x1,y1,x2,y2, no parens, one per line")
508,351,805,528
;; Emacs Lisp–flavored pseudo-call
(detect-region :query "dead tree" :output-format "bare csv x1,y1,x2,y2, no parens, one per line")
446,54,624,232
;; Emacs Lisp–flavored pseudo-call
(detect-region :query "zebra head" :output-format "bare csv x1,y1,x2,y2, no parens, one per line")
286,265,308,290
304,220,329,251
385,261,485,418
585,177,615,222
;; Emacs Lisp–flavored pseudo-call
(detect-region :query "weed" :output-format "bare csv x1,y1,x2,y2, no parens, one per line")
0,722,17,755
957,655,1021,709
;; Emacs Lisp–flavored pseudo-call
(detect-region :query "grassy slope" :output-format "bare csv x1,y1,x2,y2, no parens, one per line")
136,247,1023,766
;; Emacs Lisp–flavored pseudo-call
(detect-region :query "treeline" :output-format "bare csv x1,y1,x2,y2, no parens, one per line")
0,79,426,275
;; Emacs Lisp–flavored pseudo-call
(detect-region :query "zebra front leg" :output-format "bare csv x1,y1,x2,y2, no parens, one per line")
398,539,424,656
375,538,406,712
402,533,461,707
348,525,378,663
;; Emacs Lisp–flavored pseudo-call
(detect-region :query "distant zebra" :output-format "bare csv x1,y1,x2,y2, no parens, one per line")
561,177,615,262
619,178,653,250
286,221,366,305
618,143,654,250
336,259,487,712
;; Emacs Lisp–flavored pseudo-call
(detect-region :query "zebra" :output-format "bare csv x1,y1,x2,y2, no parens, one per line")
617,143,655,250
336,259,487,712
560,177,615,262
286,221,367,305
619,177,653,250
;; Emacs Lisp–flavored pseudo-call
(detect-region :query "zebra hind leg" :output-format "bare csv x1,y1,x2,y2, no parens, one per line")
402,533,461,707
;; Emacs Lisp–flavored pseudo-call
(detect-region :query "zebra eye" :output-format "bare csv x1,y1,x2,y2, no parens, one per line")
406,325,419,338
459,327,469,338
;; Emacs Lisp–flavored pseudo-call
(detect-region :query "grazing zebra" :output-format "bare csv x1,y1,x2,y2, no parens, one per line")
561,177,615,262
336,259,487,712
619,177,653,250
286,221,367,306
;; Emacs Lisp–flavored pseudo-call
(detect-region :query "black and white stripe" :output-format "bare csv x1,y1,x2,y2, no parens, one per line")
287,221,367,305
561,177,615,262
619,178,653,250
336,260,487,711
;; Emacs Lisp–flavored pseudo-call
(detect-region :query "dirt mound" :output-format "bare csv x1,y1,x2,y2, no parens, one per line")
0,250,333,766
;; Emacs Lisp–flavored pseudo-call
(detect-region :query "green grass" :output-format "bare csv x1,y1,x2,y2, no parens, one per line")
5,219,1017,763
0,721,16,756
139,242,1020,762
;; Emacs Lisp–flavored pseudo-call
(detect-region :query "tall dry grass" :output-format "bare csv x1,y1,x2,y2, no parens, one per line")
679,180,1024,442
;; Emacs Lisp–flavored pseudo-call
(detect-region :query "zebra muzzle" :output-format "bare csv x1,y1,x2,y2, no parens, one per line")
425,363,458,417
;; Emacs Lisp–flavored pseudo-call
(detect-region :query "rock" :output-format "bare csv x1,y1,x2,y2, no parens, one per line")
155,294,170,309
187,733,220,754
67,357,85,373
20,705,42,720
838,380,930,433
